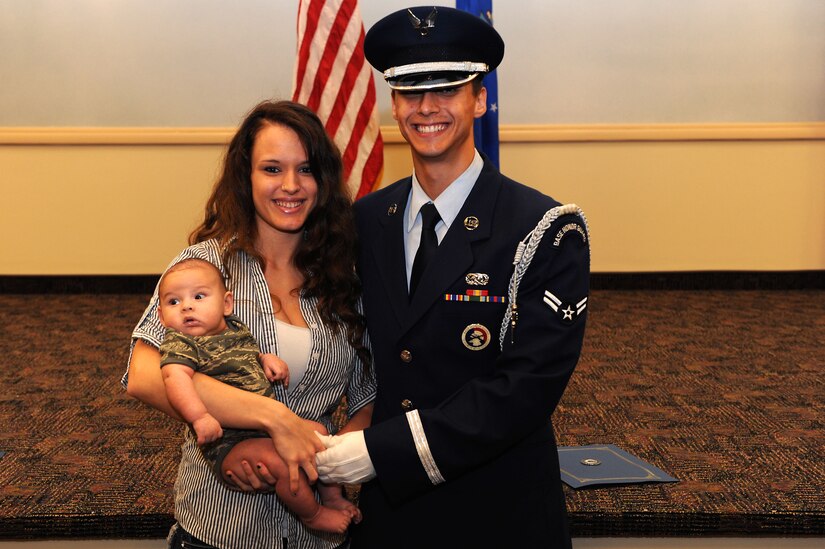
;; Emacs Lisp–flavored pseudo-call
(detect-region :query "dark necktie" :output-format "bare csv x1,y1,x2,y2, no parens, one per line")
409,202,441,297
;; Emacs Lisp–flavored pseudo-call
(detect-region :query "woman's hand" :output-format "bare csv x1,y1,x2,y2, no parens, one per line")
222,430,326,494
129,340,323,492
262,406,325,493
221,438,280,492
192,376,324,493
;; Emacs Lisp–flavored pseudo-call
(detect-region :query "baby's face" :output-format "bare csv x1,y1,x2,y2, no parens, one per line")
158,264,231,337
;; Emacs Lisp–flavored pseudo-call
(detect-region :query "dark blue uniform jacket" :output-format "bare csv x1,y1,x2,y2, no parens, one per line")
352,158,589,548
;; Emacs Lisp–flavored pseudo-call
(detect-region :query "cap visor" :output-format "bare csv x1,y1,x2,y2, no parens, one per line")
387,72,480,91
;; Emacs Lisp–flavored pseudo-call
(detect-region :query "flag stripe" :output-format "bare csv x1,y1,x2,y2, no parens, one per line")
292,0,324,101
306,0,357,114
324,27,366,137
335,59,372,169
357,130,383,199
293,0,383,199
294,4,331,104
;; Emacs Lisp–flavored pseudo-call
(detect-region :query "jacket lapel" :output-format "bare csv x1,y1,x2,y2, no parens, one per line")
370,179,413,327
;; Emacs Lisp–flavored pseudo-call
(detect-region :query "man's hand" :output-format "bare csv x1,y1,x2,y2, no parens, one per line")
191,413,223,446
316,430,376,484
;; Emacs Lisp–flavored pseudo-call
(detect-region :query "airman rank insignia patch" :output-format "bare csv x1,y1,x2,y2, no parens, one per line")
543,290,587,324
461,323,491,350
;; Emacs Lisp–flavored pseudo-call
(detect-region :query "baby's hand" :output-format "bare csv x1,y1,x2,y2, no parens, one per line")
192,414,223,446
260,353,290,387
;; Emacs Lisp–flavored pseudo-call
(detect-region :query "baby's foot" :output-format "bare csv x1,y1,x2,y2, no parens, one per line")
302,505,353,534
324,495,362,523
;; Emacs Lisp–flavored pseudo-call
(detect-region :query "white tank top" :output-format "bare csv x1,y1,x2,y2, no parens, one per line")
275,318,312,395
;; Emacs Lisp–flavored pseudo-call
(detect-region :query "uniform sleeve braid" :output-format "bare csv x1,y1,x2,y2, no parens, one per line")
499,204,590,351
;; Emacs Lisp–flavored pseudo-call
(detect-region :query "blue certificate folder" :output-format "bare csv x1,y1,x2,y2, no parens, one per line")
558,444,678,489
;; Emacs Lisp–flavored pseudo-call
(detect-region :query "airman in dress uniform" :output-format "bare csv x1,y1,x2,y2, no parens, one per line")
316,6,591,548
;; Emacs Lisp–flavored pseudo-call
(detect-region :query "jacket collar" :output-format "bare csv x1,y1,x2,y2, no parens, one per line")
369,158,504,334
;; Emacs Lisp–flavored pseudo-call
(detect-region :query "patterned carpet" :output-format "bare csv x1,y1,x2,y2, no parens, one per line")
557,290,824,536
0,290,822,539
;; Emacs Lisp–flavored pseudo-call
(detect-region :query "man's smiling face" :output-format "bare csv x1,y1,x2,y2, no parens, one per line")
391,82,487,165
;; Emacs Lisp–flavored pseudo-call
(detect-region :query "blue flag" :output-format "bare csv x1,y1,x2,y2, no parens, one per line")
456,0,499,168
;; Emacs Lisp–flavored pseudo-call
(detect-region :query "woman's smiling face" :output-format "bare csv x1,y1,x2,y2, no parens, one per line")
250,122,319,238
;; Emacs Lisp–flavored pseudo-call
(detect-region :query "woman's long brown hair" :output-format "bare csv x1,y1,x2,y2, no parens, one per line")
191,100,370,369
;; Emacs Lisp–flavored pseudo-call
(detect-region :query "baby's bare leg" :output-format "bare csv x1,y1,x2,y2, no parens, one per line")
222,436,354,533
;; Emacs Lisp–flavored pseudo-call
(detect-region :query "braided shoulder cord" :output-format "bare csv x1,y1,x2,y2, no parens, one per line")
499,204,589,350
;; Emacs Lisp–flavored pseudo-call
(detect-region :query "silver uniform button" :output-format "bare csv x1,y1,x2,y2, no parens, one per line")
400,349,412,363
401,399,413,411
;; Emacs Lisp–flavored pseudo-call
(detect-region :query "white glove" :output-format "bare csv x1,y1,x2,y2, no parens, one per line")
315,430,376,484
314,432,335,447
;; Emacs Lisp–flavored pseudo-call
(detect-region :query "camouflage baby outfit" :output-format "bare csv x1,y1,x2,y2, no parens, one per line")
159,314,272,475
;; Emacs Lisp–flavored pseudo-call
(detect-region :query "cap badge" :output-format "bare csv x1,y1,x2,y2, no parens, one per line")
387,203,398,216
465,273,489,286
464,216,480,230
461,323,491,351
407,7,438,36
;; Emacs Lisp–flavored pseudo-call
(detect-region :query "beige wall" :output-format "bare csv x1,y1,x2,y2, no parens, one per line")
4,1,825,127
0,141,222,275
4,3,822,275
2,124,823,275
498,133,825,272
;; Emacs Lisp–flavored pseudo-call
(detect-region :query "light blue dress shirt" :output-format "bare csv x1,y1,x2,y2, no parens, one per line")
404,150,484,288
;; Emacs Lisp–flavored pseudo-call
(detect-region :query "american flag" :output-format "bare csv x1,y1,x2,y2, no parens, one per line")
292,0,383,199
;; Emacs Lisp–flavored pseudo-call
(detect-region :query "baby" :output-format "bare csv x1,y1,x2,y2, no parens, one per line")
157,257,358,533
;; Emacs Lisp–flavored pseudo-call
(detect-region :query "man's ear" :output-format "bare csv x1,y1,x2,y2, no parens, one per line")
391,90,399,121
223,291,234,316
474,86,488,119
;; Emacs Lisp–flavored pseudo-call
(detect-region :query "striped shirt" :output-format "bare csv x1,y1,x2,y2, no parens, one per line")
122,239,376,549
